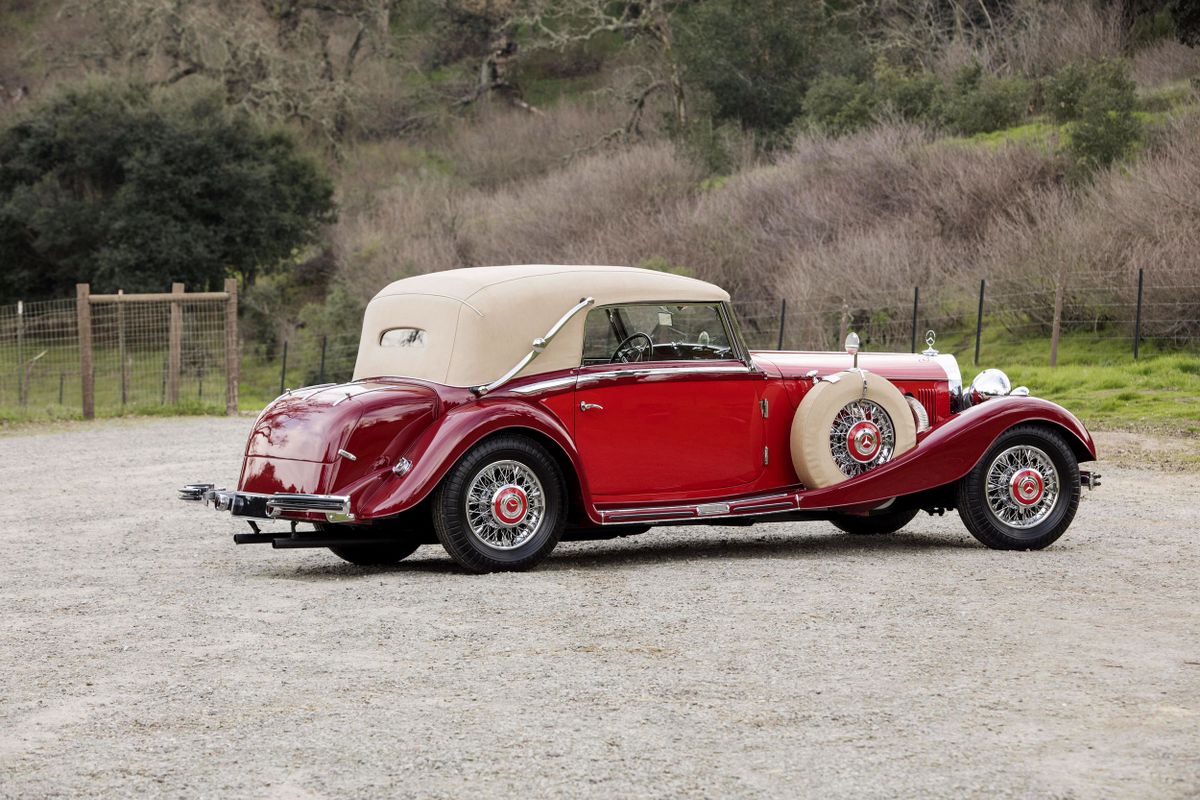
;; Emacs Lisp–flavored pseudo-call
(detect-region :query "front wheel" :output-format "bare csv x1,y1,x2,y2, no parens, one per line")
957,425,1081,550
432,435,566,573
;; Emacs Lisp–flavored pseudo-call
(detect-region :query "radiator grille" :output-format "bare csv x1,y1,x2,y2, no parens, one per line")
917,387,938,425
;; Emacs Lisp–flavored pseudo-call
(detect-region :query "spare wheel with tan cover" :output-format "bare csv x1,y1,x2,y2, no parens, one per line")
790,370,917,488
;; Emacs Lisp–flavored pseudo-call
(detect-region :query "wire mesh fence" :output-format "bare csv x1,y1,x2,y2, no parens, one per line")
1,269,1197,420
0,298,79,412
0,284,236,420
730,273,1200,362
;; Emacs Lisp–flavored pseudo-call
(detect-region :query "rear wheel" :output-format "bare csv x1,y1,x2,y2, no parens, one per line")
957,425,1080,550
831,508,918,535
432,435,566,573
328,540,421,566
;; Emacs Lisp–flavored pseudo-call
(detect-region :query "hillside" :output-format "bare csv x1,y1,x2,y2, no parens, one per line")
1,0,1199,428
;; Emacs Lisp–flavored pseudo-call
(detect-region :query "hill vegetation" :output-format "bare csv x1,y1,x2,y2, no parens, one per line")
1,0,1198,355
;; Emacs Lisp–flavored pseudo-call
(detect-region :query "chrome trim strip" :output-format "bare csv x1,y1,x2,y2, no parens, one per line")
738,501,795,513
475,297,595,396
510,376,577,395
604,508,695,521
598,492,802,524
577,364,749,384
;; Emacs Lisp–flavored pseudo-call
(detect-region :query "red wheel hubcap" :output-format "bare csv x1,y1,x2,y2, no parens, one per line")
846,420,882,464
1010,468,1044,506
491,485,528,526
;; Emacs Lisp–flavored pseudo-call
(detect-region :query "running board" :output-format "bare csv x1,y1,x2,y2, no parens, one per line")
598,491,804,525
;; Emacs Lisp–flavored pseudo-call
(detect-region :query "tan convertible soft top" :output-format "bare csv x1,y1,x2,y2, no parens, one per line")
352,265,729,387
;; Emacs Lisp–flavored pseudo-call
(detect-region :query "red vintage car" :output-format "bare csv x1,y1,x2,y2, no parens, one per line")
182,265,1099,573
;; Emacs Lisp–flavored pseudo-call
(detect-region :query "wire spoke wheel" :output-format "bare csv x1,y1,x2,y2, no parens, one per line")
828,399,897,478
984,445,1060,529
464,459,546,551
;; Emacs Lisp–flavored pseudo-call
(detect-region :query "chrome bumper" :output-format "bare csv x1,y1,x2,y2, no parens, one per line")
1080,471,1101,490
179,484,351,520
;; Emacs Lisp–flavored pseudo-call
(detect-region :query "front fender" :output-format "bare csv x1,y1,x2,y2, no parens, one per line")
355,398,590,520
800,396,1096,511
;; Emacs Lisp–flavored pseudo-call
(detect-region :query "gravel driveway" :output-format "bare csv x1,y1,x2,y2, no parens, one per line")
1,417,1197,799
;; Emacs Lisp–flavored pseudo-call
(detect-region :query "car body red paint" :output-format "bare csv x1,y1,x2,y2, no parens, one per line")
235,352,1095,527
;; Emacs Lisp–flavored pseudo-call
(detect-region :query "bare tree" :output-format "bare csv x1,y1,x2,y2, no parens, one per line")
511,0,691,127
55,0,392,143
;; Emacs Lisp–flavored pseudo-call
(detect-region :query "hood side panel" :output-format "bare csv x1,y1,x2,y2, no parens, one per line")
752,351,950,382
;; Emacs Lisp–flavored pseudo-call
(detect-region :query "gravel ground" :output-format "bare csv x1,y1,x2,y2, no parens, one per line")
1,416,1198,799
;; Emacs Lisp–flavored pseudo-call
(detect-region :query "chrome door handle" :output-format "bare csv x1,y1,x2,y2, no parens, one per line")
579,401,604,412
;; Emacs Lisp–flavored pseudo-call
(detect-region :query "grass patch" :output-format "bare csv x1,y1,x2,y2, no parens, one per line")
937,325,1200,434
954,120,1061,151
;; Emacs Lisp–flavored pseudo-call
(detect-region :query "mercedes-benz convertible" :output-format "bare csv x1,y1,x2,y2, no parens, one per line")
181,265,1099,572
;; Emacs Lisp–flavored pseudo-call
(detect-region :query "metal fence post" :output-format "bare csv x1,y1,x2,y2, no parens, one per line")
76,284,94,420
279,339,289,395
167,283,184,405
776,299,787,351
1133,268,1144,360
910,286,919,353
224,278,239,416
974,279,985,366
319,335,328,383
16,300,25,407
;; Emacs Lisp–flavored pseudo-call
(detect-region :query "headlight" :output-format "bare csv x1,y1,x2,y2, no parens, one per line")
969,368,1012,398
905,395,931,433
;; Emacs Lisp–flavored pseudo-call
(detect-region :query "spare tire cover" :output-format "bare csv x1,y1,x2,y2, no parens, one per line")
790,370,917,488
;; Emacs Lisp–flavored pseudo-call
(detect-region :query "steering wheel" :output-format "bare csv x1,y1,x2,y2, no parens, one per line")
611,332,654,363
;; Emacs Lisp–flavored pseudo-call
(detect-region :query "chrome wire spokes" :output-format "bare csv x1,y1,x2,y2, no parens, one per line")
465,459,545,550
985,445,1060,529
829,400,896,478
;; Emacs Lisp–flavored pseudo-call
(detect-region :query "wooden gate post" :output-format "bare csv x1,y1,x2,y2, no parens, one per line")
224,278,239,416
118,290,129,406
167,283,184,405
76,284,94,420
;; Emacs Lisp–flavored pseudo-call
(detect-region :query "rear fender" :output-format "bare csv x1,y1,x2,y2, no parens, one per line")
799,396,1096,511
356,399,592,521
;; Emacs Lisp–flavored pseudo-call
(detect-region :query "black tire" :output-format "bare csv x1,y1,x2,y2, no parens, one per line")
957,424,1081,551
328,540,422,566
831,508,919,535
432,434,566,573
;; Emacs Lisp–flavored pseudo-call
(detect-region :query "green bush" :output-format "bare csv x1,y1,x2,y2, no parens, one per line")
1045,62,1090,123
872,60,945,123
803,74,876,134
944,64,1031,135
1066,60,1143,172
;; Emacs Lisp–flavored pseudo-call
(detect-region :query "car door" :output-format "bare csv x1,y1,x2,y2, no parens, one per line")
572,303,766,501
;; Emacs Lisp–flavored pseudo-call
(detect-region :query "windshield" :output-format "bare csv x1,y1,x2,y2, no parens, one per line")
581,303,734,365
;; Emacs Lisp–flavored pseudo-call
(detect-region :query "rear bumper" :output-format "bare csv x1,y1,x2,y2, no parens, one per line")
179,483,352,521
